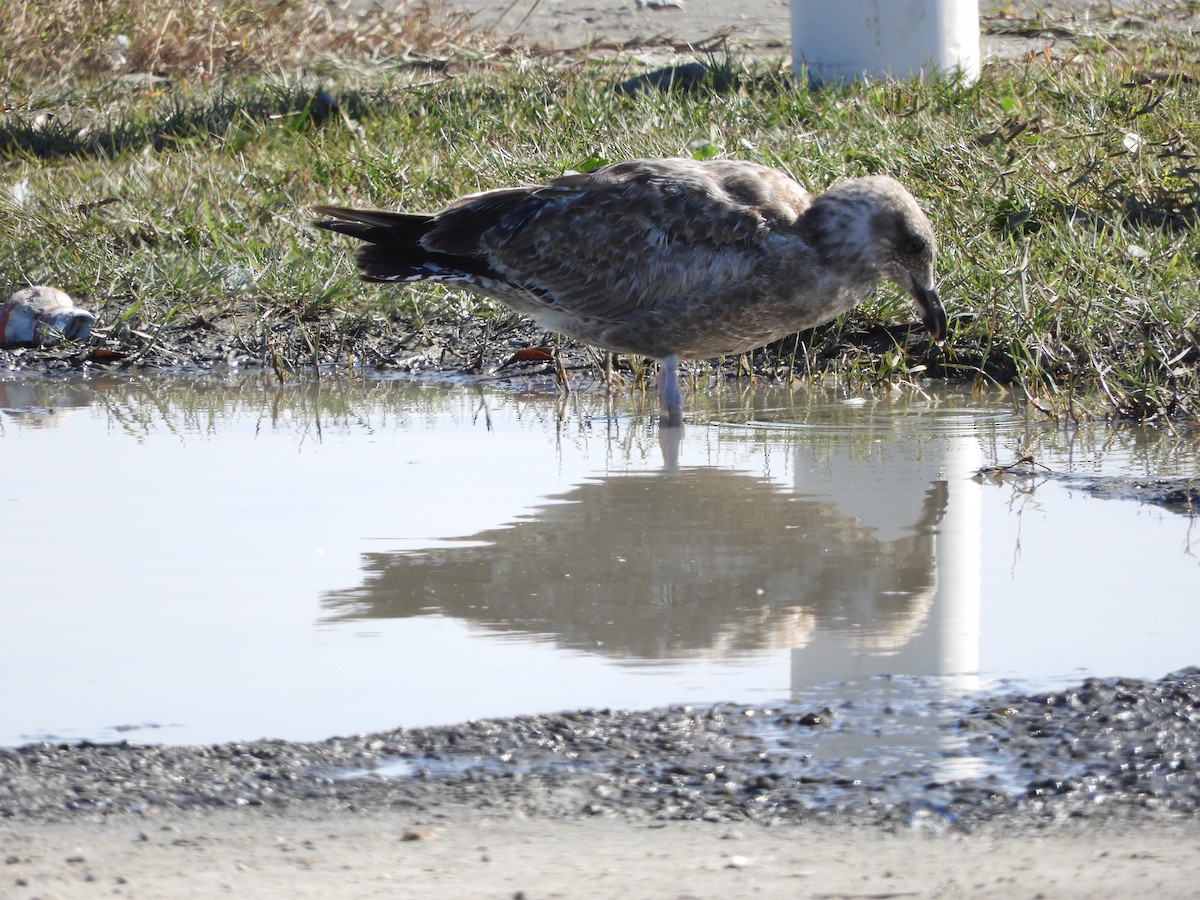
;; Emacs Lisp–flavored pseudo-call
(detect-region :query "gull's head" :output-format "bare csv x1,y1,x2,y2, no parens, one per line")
810,175,947,342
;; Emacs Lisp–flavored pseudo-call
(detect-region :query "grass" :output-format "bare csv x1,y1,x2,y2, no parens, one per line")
2,0,1200,421
1,0,476,85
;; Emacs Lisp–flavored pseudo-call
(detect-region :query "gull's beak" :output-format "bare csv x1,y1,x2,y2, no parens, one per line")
911,282,947,343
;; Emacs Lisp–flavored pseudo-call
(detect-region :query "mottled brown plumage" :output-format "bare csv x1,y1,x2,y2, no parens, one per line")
314,158,944,425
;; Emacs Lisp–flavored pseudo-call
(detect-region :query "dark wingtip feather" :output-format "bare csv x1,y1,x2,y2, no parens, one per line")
311,205,423,228
310,204,347,218
313,202,498,285
312,204,437,246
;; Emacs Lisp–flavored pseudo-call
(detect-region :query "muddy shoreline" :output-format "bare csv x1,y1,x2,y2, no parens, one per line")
5,670,1200,829
5,669,1200,895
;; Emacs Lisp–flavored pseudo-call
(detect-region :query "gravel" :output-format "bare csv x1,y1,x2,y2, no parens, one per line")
4,669,1199,832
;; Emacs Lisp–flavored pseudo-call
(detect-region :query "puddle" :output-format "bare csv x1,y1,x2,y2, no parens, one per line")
1,374,1197,751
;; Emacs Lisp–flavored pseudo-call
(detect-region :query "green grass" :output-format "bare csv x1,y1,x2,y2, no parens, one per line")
2,1,1200,421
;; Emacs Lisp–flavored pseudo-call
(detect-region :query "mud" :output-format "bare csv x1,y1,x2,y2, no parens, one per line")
4,670,1199,832
976,464,1200,516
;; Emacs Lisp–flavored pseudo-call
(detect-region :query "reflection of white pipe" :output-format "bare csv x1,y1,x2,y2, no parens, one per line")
790,0,981,84
786,418,984,783
932,436,982,691
788,420,982,688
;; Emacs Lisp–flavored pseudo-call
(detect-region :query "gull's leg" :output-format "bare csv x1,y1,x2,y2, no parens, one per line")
658,354,683,428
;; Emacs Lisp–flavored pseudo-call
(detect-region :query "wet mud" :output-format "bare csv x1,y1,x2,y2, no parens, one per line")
4,670,1199,833
976,464,1200,516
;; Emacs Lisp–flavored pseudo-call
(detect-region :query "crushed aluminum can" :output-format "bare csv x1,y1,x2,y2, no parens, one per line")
0,286,96,348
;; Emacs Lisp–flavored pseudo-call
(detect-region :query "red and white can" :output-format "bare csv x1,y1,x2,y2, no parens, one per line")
0,286,95,347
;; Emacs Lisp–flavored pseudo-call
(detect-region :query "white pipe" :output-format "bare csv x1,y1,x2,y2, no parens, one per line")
791,0,980,84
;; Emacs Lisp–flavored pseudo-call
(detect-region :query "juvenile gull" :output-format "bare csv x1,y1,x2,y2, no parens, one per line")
314,158,945,426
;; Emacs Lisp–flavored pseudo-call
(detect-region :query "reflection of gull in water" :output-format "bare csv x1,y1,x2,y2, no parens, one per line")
322,468,948,661
314,159,945,425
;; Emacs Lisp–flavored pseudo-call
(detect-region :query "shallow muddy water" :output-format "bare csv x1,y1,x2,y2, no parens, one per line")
1,374,1196,748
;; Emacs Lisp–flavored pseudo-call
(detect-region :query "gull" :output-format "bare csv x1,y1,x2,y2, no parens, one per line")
314,158,945,426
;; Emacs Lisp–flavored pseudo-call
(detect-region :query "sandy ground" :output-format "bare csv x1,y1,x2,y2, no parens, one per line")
431,0,1186,59
441,0,795,52
6,807,1200,899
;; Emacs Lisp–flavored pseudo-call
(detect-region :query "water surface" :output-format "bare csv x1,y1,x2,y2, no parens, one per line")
1,374,1196,746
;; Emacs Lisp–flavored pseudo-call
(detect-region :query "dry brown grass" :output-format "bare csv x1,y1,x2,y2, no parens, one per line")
2,0,477,85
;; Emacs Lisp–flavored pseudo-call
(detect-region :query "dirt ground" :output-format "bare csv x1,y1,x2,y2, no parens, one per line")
431,0,1200,60
5,808,1200,899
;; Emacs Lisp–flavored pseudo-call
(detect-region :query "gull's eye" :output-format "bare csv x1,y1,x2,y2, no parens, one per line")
900,234,930,258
